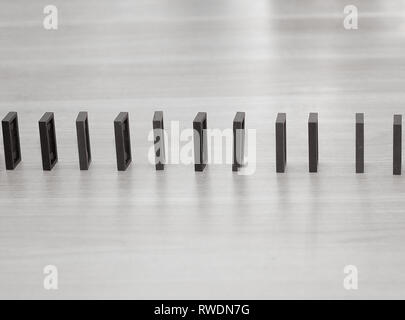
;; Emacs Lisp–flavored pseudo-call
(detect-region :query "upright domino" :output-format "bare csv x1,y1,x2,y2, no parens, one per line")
76,111,92,170
308,113,319,173
275,113,287,173
2,112,21,170
38,112,58,171
193,112,208,172
153,111,165,170
114,112,132,171
356,113,364,173
232,112,245,172
393,114,402,175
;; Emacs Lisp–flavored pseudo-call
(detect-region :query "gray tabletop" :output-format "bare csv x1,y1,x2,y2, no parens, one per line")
1,0,405,299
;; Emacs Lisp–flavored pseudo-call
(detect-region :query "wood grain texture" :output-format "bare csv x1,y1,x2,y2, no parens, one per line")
1,0,405,299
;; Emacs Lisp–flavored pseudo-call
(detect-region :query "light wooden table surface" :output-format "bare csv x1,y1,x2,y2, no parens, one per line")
1,0,405,299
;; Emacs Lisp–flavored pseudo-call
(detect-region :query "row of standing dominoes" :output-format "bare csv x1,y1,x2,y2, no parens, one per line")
1,111,403,174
